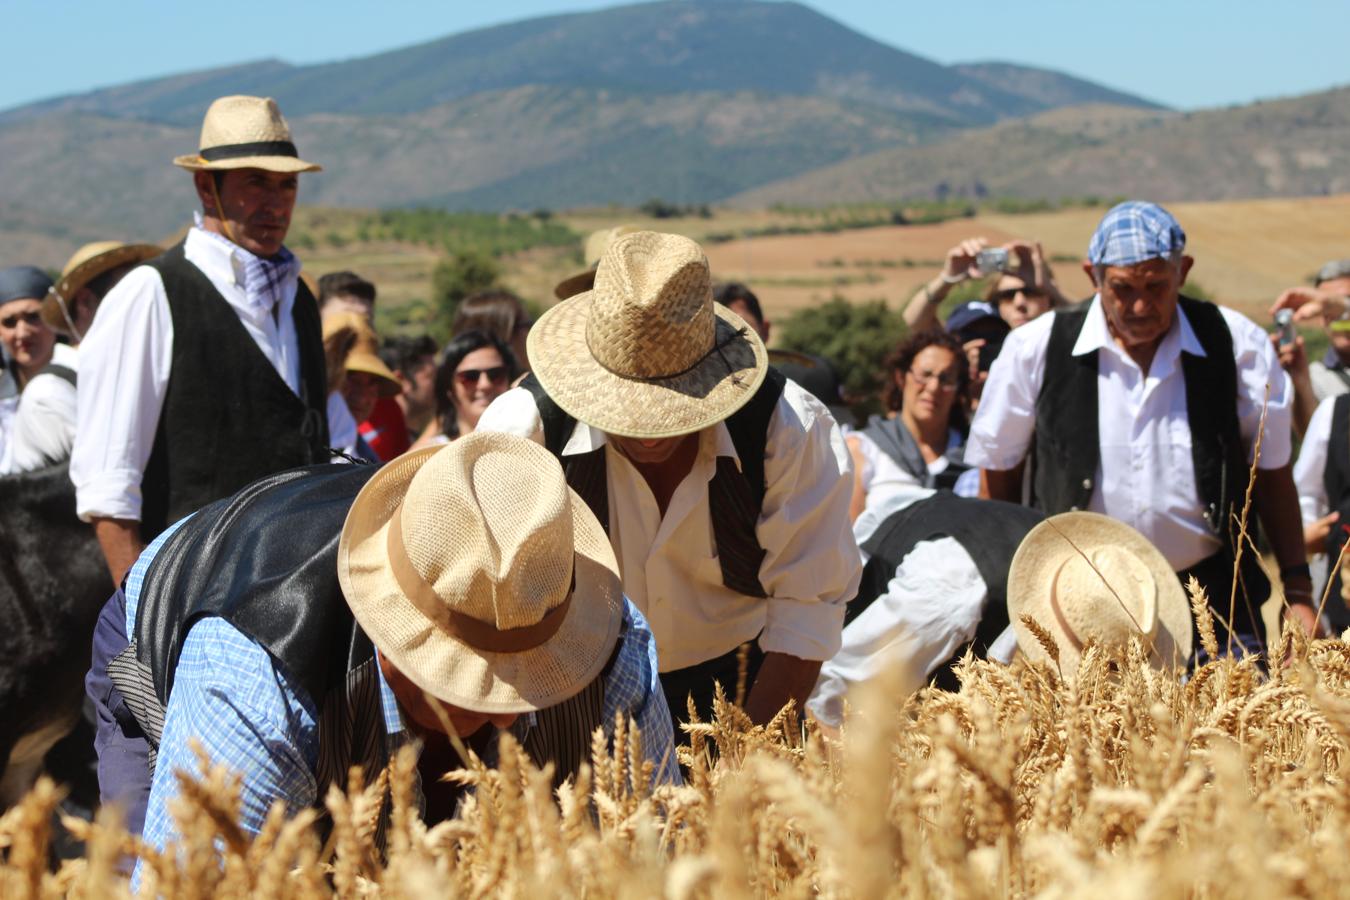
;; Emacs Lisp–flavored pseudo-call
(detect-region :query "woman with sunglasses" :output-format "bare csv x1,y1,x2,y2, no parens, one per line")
0,267,60,472
413,330,518,449
903,238,1069,334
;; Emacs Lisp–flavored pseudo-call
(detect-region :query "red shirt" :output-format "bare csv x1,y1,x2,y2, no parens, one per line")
358,396,410,461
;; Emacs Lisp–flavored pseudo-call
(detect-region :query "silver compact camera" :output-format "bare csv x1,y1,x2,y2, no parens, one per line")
975,247,1009,275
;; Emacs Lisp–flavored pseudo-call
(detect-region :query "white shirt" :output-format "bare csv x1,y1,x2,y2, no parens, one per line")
71,225,306,522
0,367,19,472
965,296,1292,571
8,343,79,472
1294,395,1339,526
477,380,862,670
807,489,1018,727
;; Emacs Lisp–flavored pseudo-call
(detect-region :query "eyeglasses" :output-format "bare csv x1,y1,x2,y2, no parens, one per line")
992,287,1047,304
907,368,961,390
454,366,509,387
0,310,42,330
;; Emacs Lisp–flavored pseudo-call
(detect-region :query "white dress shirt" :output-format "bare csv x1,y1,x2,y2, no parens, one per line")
807,489,1018,727
477,380,862,670
71,225,308,522
8,343,79,472
965,296,1292,572
1294,395,1338,525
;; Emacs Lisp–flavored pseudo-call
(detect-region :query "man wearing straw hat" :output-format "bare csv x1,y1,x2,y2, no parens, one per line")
4,243,160,472
480,230,860,727
70,96,331,582
967,201,1316,658
89,433,676,848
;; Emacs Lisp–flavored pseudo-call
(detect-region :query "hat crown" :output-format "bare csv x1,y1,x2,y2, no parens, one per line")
1050,546,1158,648
584,231,717,380
397,433,575,633
198,95,294,152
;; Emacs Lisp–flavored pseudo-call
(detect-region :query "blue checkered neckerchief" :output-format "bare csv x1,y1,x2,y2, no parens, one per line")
194,221,301,317
1087,201,1186,268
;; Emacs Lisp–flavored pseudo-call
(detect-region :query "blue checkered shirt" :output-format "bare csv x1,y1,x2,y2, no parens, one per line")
128,519,678,858
1087,201,1186,267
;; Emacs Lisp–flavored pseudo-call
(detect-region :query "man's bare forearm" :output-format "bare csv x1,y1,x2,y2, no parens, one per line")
980,463,1025,503
93,517,145,585
745,652,822,726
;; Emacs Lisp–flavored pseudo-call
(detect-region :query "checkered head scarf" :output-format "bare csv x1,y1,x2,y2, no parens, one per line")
1087,201,1186,268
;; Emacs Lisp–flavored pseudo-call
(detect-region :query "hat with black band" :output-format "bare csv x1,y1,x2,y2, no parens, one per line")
173,96,321,173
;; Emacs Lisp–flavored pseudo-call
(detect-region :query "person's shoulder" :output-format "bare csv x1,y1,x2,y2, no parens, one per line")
1012,307,1060,350
475,385,544,438
1210,302,1270,346
87,264,167,325
774,374,833,433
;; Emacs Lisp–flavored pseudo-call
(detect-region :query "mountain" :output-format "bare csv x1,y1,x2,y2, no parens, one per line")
729,88,1350,207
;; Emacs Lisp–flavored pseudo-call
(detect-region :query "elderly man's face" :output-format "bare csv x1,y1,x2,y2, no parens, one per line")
196,168,298,259
1090,256,1193,351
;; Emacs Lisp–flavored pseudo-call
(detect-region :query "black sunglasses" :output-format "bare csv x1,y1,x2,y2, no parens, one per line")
0,310,42,330
454,366,509,386
992,287,1047,304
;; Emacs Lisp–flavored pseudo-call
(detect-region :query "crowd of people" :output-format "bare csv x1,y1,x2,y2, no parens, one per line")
2,93,1347,866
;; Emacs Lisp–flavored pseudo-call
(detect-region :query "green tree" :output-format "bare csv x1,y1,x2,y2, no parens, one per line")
776,297,906,419
430,251,500,340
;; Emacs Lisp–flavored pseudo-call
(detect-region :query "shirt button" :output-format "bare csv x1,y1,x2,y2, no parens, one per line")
1070,505,1080,512
1081,478,1092,490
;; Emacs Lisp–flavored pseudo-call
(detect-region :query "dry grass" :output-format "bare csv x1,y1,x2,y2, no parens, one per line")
7,616,1350,897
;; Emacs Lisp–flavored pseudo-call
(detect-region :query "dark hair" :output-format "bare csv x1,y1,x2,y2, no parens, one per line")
379,334,438,378
452,289,531,345
880,329,970,428
435,329,518,439
318,271,377,306
84,265,128,302
713,282,763,325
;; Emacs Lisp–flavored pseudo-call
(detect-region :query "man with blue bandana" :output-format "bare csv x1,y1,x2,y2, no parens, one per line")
70,96,332,583
965,201,1316,659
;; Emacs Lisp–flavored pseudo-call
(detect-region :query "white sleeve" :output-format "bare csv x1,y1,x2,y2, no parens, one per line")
475,386,546,444
1294,395,1336,526
963,316,1051,471
326,391,358,458
1221,307,1292,469
807,537,987,726
755,383,861,661
9,376,77,471
70,267,174,522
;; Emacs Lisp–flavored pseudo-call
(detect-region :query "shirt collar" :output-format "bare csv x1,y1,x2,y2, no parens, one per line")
1071,294,1206,372
189,214,300,314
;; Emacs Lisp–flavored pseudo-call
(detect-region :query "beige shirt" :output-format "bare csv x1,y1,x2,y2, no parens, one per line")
478,380,861,670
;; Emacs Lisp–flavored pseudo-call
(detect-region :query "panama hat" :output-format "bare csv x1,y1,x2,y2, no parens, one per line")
337,433,624,713
553,224,641,300
42,242,161,335
529,230,768,439
173,95,321,173
1008,512,1192,673
322,312,402,397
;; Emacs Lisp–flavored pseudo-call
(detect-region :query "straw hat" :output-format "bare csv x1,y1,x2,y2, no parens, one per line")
529,230,768,439
173,95,321,173
322,312,401,397
337,433,624,712
1008,512,1192,673
43,242,161,334
553,224,641,300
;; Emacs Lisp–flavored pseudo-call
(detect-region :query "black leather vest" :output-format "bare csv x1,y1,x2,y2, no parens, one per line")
1032,297,1248,550
139,242,330,541
849,492,1043,691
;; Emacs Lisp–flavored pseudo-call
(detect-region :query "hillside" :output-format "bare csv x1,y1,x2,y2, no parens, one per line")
730,87,1350,206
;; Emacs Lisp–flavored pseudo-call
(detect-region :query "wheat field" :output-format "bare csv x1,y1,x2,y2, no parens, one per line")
4,588,1350,898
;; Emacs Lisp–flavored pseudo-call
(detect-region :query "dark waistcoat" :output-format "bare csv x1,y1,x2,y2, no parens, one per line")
138,242,330,541
849,492,1043,691
519,368,786,599
1322,394,1350,627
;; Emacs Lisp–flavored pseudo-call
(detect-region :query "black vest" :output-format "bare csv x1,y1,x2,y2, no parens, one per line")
1033,297,1247,546
520,368,787,598
113,463,605,821
1322,394,1350,627
139,242,330,541
849,492,1043,691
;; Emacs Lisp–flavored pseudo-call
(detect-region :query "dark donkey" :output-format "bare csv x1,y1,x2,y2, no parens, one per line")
0,462,110,808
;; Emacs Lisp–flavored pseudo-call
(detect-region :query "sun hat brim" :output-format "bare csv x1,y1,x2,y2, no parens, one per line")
553,266,597,300
42,244,161,333
1008,511,1192,672
344,352,403,398
527,295,769,439
337,446,624,714
173,153,322,173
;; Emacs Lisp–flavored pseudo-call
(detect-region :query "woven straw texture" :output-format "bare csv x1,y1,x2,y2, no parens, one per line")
1009,511,1192,672
43,241,160,332
323,312,402,397
530,230,767,438
337,434,623,713
173,95,321,173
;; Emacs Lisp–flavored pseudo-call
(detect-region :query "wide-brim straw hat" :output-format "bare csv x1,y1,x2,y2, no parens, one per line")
173,95,321,173
553,224,641,300
43,242,161,334
338,433,624,713
530,230,768,439
323,312,401,397
1008,512,1192,673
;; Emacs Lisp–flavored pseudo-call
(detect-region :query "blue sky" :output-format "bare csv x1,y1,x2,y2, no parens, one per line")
2,0,1344,112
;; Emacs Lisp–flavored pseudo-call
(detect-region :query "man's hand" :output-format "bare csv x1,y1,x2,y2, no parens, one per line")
1284,601,1326,638
1304,511,1339,558
1271,332,1310,380
744,652,822,726
1270,286,1350,325
941,238,989,283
